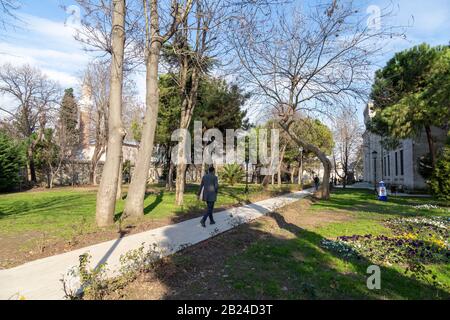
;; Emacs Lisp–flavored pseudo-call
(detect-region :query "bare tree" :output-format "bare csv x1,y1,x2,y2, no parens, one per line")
332,108,363,187
81,62,109,185
231,1,402,199
81,61,141,186
168,0,277,205
96,0,127,227
171,0,218,206
0,0,21,32
123,0,193,219
0,63,61,183
73,0,147,226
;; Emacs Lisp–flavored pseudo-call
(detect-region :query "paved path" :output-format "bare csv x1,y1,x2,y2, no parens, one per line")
0,189,313,300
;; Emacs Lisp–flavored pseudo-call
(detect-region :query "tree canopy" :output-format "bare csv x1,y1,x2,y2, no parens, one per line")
369,44,450,163
155,74,249,147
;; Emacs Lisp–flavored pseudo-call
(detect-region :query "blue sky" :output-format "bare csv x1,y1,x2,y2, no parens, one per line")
0,0,449,122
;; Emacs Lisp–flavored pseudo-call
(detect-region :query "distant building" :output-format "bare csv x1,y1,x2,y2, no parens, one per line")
77,80,139,164
362,102,446,191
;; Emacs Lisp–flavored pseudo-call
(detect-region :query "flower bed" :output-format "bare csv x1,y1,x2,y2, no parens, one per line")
320,216,450,288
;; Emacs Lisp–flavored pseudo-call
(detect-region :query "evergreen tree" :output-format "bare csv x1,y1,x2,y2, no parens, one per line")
59,88,80,158
194,78,249,131
429,146,450,201
0,132,25,191
369,44,450,167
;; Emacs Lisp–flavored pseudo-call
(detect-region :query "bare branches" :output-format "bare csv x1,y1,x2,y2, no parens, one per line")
231,0,405,121
332,108,363,184
73,0,145,71
0,63,61,138
0,0,21,32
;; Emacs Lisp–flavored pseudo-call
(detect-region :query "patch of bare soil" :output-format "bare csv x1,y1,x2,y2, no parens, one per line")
0,218,174,269
104,198,353,300
277,199,352,229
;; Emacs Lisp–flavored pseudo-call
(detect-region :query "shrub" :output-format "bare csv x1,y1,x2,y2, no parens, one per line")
429,146,450,201
219,163,245,185
0,132,25,191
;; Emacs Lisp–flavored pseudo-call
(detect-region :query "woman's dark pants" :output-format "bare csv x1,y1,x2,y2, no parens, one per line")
201,201,215,223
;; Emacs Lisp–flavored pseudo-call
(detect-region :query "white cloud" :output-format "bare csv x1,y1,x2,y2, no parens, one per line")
0,12,92,89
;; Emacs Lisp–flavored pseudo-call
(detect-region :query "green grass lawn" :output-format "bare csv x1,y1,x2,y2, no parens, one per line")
225,189,450,299
0,183,295,240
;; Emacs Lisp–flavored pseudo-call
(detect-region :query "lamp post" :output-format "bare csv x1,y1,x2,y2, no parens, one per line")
372,150,378,191
298,147,303,188
245,158,249,194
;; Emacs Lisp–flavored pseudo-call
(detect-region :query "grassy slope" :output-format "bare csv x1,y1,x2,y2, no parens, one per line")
226,189,450,299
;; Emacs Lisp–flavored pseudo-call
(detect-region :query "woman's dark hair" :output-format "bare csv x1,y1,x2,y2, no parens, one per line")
208,166,215,173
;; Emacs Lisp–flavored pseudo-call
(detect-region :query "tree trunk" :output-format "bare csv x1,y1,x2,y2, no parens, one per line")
298,158,303,187
90,145,104,185
165,145,174,191
174,164,186,204
424,125,436,168
28,146,37,183
199,165,203,182
277,145,286,187
175,163,187,205
290,166,295,184
281,121,331,199
166,162,174,191
93,164,98,186
95,0,126,227
175,124,189,205
49,169,54,189
123,17,162,219
175,65,199,206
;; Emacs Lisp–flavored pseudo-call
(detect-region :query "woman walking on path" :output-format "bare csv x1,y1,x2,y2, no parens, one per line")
197,166,219,227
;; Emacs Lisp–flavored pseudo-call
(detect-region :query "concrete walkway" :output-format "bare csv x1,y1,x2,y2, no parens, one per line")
0,189,312,300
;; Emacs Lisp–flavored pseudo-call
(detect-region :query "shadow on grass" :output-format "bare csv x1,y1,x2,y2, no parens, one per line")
0,194,90,220
144,192,164,215
310,189,448,218
135,207,450,300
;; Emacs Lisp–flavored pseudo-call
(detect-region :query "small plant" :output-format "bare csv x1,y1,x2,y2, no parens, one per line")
177,243,193,251
320,239,358,259
226,215,248,228
61,253,109,300
61,243,171,300
7,293,27,300
118,243,167,282
69,217,88,246
219,163,245,186
209,228,221,237
36,232,48,253
300,282,317,299
413,204,440,210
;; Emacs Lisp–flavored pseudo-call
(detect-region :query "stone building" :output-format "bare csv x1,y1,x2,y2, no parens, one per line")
362,102,446,191
50,81,164,186
77,80,140,164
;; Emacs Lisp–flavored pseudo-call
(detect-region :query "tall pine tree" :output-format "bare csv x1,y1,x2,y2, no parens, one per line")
59,88,80,160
